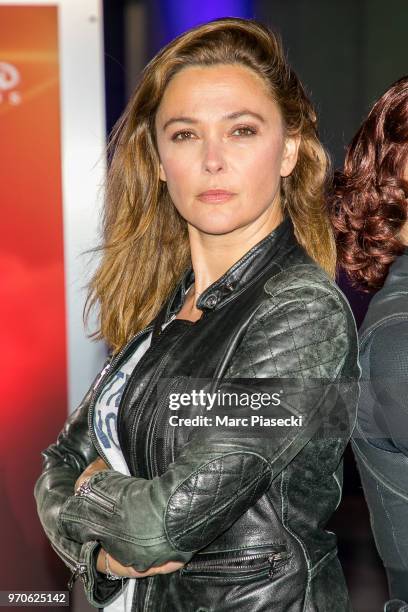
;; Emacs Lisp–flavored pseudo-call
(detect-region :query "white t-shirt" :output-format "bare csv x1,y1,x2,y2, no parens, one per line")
94,313,177,611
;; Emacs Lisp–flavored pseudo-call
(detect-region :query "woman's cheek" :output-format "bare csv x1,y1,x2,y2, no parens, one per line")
167,153,194,183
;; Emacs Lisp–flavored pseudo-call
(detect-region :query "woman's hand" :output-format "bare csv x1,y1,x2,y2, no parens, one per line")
77,461,185,577
96,547,185,578
74,457,109,492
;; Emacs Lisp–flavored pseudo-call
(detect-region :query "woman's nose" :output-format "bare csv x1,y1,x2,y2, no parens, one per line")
202,139,226,174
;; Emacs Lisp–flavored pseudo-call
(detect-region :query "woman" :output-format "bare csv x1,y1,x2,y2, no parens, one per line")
34,17,359,612
331,76,408,612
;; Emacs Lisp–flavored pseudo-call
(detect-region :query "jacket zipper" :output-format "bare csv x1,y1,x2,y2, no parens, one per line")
182,550,288,579
87,325,154,467
147,377,183,478
49,541,88,590
67,564,88,591
129,346,177,475
113,319,184,472
127,324,191,477
74,479,116,512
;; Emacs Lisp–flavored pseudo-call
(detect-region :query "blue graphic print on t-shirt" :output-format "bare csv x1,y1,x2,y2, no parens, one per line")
93,311,177,469
95,370,131,450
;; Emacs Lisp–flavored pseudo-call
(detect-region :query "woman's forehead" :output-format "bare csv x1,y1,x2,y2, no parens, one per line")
156,65,277,126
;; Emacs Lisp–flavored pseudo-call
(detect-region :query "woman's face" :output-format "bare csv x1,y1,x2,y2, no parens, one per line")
155,64,300,236
400,160,408,245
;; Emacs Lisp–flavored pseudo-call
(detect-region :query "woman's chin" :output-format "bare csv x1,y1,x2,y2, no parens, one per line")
184,210,251,236
189,219,246,236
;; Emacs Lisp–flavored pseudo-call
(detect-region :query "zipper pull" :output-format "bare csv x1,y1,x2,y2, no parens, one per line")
93,361,112,391
67,564,87,591
268,552,288,579
67,569,78,591
74,478,91,497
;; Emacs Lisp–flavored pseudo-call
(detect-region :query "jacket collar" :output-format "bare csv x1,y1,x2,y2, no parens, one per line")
167,214,296,318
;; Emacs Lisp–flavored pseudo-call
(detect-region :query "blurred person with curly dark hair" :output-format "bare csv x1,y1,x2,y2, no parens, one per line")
331,76,408,612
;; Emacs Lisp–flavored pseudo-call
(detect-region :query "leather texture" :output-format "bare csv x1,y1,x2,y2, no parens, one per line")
352,247,408,604
34,215,360,611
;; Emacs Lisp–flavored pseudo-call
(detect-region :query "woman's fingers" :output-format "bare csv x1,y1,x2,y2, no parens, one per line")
90,457,109,470
97,548,185,578
108,554,140,578
130,560,185,577
97,547,135,578
82,457,109,477
74,457,109,491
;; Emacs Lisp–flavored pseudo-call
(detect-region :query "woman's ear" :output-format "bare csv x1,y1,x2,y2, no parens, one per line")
280,133,301,178
159,162,167,182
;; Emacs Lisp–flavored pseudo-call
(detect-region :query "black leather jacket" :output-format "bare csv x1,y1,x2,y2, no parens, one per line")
34,216,360,611
351,248,408,603
353,246,408,454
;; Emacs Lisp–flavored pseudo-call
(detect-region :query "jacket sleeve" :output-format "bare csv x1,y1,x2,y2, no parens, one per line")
57,277,355,572
369,318,408,456
33,358,126,607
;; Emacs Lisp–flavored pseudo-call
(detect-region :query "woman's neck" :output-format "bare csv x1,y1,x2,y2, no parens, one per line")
187,208,283,302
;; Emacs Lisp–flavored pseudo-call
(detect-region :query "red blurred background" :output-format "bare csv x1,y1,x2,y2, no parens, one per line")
0,4,69,597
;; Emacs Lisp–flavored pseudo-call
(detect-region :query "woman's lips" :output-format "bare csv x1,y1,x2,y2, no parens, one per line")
197,190,236,203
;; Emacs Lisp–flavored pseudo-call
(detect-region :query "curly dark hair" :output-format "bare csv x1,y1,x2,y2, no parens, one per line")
330,75,408,290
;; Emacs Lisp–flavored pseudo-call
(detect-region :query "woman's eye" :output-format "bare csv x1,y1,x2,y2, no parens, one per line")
171,126,257,141
232,126,257,137
171,131,195,141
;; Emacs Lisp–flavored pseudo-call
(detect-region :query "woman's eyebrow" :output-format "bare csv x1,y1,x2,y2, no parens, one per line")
226,110,265,123
162,109,265,131
162,116,196,131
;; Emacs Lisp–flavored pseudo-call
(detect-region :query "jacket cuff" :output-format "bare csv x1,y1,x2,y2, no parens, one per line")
78,540,126,608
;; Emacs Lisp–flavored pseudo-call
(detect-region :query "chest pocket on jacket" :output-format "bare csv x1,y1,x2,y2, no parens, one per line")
180,543,290,584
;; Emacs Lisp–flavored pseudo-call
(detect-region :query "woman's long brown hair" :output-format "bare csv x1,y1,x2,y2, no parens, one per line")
85,17,335,353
